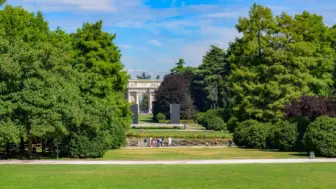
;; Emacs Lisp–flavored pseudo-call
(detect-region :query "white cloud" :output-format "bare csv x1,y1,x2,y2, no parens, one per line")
179,25,240,66
149,40,163,47
12,0,118,12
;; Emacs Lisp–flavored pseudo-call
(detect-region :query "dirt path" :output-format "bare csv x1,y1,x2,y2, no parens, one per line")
1,159,336,165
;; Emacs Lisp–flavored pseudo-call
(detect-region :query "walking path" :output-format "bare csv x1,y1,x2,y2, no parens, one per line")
1,159,336,165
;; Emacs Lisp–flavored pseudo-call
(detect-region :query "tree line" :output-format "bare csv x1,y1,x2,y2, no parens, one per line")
0,1,131,158
153,4,336,157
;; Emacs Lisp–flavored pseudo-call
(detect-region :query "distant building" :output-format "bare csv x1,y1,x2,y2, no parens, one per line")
127,80,161,113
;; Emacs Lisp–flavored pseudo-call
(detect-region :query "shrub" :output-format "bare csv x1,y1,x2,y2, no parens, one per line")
271,121,298,151
207,116,227,131
68,131,110,158
233,120,270,149
196,109,228,131
196,112,205,123
244,124,270,149
156,113,166,122
304,116,336,157
227,116,238,132
233,120,259,147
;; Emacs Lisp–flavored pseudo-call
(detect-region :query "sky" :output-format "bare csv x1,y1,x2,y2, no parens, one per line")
8,0,336,78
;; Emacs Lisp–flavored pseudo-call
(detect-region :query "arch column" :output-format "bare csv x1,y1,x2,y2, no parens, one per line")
148,89,154,113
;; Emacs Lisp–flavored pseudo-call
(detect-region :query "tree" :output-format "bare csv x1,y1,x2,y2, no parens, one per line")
137,72,151,80
152,71,195,120
170,58,195,74
156,75,160,80
227,4,334,122
70,20,131,156
0,0,6,6
285,96,336,122
140,93,149,113
0,5,82,157
193,46,230,111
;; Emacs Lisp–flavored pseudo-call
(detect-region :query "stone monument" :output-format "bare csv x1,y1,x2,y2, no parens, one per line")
170,104,180,124
131,104,139,124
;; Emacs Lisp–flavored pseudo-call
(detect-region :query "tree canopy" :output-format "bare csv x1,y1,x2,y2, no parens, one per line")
0,3,130,158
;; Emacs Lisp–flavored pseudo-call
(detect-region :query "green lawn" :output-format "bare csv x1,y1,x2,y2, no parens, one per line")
126,130,231,139
1,164,335,189
139,114,154,123
102,148,307,160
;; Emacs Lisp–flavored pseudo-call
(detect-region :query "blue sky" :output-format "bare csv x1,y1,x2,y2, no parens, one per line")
8,0,336,78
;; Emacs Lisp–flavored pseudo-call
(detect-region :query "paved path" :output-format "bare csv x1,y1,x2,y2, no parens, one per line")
1,159,336,165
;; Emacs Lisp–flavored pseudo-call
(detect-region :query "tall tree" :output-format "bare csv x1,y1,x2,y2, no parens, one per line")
0,5,82,156
71,20,131,154
227,4,334,122
153,71,195,120
170,58,195,74
193,46,230,111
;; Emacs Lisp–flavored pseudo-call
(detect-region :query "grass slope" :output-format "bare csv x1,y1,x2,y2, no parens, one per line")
1,164,335,189
102,148,306,160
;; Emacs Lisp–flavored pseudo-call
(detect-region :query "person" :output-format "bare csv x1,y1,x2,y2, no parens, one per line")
149,137,152,147
228,139,232,148
152,138,155,147
144,138,148,147
213,138,218,146
168,137,172,147
161,137,165,147
157,138,161,148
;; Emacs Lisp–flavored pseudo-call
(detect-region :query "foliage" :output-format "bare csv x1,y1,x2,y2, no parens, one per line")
68,130,110,158
227,4,335,122
193,46,230,111
233,120,268,148
196,109,228,131
137,72,151,80
285,96,336,121
304,116,336,157
269,121,298,151
156,113,166,122
0,4,130,158
140,93,149,113
170,58,195,74
156,75,160,80
207,116,227,131
0,6,81,155
152,71,195,120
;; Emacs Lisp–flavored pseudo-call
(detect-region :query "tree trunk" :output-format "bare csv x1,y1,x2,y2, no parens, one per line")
28,136,33,159
42,140,46,154
6,141,10,156
20,137,25,154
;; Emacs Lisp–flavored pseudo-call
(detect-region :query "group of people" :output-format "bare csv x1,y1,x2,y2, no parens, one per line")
144,137,172,147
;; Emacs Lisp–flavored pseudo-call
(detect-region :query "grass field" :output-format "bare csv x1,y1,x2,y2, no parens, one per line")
102,148,307,160
1,163,335,189
126,130,231,139
139,114,154,123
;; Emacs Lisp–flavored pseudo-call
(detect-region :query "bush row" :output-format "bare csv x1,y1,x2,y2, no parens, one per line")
233,116,336,157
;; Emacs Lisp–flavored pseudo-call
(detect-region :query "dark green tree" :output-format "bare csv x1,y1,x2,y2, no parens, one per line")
193,46,230,111
170,58,195,74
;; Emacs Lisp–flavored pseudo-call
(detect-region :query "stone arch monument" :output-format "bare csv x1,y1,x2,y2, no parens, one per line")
127,80,161,113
